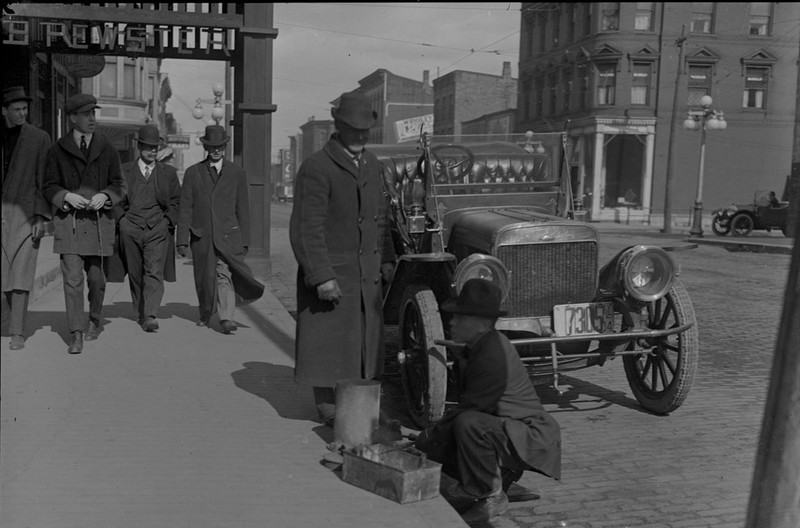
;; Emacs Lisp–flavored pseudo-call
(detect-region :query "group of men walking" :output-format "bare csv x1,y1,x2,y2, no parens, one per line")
2,87,263,355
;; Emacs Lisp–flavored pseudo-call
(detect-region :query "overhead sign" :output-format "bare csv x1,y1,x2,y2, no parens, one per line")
166,134,190,150
395,114,433,143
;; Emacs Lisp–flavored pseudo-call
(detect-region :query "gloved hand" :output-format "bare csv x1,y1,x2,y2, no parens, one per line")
177,245,188,258
31,216,46,243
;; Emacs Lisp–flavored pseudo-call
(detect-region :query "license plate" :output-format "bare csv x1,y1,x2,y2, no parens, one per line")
553,302,614,336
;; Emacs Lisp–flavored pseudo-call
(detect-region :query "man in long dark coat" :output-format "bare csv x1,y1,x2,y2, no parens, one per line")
176,125,263,334
42,93,127,354
108,124,180,332
414,279,561,525
1,86,51,350
290,89,396,425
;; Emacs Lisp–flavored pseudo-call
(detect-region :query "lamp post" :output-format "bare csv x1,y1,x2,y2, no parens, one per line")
192,82,229,126
683,94,727,237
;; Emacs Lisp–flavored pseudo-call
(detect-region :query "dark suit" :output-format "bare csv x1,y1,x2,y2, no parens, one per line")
176,158,263,322
110,160,180,321
415,329,561,498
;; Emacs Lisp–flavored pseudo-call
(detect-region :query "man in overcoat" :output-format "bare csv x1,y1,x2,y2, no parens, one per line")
414,279,562,525
290,89,396,425
1,86,51,350
108,124,180,332
42,93,127,354
176,125,264,334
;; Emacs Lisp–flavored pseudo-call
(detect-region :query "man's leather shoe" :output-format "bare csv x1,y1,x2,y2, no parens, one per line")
460,491,508,524
220,319,237,334
9,334,25,350
67,331,84,354
196,318,209,327
142,317,159,332
84,319,100,341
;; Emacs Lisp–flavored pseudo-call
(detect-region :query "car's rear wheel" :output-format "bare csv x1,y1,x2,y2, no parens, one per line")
711,215,730,236
623,279,698,414
398,285,446,428
731,213,754,237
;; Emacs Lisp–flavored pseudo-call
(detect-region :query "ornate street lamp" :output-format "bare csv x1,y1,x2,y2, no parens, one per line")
192,82,228,125
683,95,727,237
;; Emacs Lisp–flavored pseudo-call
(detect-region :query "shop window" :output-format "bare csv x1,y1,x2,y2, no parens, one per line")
743,67,768,109
749,3,771,36
99,62,117,98
635,2,654,31
691,3,715,34
687,64,712,105
596,63,616,105
631,62,651,105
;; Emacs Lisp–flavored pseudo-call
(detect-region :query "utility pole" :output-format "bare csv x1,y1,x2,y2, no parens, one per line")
662,26,686,234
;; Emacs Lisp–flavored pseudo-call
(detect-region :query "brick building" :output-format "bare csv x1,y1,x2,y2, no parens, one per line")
433,61,517,137
517,2,799,227
299,118,335,164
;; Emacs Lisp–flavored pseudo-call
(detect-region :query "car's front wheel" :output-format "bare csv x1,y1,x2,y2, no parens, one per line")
623,279,698,414
711,215,730,236
731,213,754,237
398,285,447,428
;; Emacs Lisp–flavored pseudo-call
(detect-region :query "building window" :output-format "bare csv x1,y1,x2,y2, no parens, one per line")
578,63,590,109
691,3,715,34
99,62,117,97
749,3,771,36
525,17,535,56
567,4,576,42
563,69,572,112
584,3,592,35
547,73,558,115
687,64,712,105
552,9,560,46
538,13,547,51
534,78,544,117
631,62,651,105
635,2,654,31
743,67,768,109
601,3,619,31
596,63,616,105
123,62,136,99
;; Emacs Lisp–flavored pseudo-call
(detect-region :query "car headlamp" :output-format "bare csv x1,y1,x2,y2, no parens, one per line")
616,246,675,302
451,254,510,302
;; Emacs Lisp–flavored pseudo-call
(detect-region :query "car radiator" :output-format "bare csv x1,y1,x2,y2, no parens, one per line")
496,241,598,317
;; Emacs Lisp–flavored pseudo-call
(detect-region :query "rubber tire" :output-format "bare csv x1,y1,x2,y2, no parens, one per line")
623,279,698,415
398,285,447,428
731,213,754,237
711,216,730,236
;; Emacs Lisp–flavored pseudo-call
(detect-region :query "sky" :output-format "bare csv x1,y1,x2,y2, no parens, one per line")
160,2,522,166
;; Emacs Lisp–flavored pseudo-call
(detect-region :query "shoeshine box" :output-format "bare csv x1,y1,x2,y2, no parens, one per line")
342,441,441,504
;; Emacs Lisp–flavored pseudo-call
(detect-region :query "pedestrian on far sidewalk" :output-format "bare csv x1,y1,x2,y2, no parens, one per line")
42,93,127,354
176,125,264,334
1,86,52,350
107,124,180,332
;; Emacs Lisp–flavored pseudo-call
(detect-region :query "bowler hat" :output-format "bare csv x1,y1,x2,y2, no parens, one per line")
199,125,229,147
441,279,507,318
3,86,32,106
66,93,100,115
331,89,377,130
136,124,163,147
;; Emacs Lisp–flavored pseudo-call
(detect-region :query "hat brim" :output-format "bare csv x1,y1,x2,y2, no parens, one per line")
331,107,377,130
72,103,101,114
200,138,229,147
137,138,163,147
440,298,507,317
5,96,33,105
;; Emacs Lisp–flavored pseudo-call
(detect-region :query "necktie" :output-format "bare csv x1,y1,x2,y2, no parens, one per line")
80,135,88,158
210,165,219,183
144,165,152,179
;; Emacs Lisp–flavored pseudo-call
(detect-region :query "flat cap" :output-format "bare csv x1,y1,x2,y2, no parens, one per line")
66,93,100,115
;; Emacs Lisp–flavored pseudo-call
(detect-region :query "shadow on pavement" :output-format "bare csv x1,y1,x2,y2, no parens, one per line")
230,361,316,422
537,374,643,413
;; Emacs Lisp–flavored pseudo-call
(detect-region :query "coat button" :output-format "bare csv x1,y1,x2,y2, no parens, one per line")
358,217,363,223
359,249,363,255
374,278,379,284
373,215,378,221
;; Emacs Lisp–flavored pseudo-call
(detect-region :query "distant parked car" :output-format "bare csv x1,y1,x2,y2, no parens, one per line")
711,190,790,237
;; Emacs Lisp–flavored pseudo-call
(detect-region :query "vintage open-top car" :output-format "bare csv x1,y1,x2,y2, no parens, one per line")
374,132,698,428
711,190,790,237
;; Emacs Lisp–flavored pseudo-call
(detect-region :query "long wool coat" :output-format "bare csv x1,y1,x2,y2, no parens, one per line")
42,132,126,256
176,159,264,316
419,329,562,480
106,160,181,283
1,123,51,292
290,136,396,388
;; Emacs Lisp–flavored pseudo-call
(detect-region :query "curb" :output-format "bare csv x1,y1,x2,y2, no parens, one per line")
688,237,794,255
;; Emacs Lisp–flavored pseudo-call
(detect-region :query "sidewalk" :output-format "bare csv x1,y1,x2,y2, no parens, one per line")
0,238,467,528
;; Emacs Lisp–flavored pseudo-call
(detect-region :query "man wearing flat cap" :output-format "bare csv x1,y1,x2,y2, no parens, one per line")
290,89,396,425
108,124,181,332
1,86,52,350
413,278,562,525
177,125,264,334
42,93,127,354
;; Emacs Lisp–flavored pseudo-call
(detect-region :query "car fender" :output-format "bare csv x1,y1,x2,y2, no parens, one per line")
382,253,456,325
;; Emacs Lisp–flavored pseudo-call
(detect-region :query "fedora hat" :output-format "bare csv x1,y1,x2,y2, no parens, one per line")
136,124,163,147
66,93,100,115
331,89,377,130
441,278,507,318
3,86,32,106
199,125,229,147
